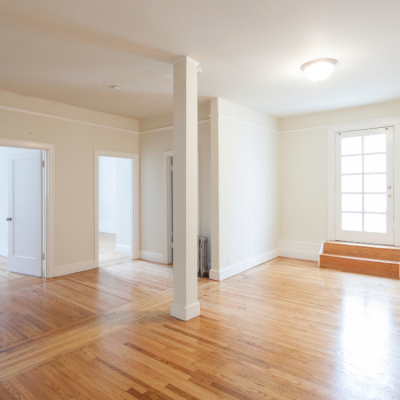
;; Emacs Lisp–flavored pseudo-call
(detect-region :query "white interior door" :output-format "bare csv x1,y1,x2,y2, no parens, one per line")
335,127,394,245
8,151,42,276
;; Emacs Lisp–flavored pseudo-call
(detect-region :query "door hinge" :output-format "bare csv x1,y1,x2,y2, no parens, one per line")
42,160,45,167
42,253,45,261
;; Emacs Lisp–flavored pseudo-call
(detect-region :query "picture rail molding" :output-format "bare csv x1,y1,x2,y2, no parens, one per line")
0,105,139,134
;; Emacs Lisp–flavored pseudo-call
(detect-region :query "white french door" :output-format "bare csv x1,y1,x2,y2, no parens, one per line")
335,127,394,245
8,151,43,276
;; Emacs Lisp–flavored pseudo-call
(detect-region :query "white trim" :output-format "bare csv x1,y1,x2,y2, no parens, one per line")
115,244,131,254
208,113,279,133
171,301,200,321
139,119,210,134
278,241,320,262
0,138,55,278
162,151,174,264
95,150,140,267
318,242,325,267
139,250,164,264
141,126,173,134
334,128,394,245
328,116,400,246
209,249,279,281
172,56,199,66
281,124,330,134
280,114,400,134
0,105,139,134
328,127,336,241
207,242,322,279
140,113,400,135
53,260,96,277
0,247,8,257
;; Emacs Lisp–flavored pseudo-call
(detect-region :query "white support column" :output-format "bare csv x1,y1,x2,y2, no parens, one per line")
170,56,200,321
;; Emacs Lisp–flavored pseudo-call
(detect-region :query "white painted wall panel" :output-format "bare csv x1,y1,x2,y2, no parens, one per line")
218,117,280,269
99,157,117,233
280,128,328,245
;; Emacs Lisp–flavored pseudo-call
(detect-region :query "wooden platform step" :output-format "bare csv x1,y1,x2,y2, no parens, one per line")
320,241,400,278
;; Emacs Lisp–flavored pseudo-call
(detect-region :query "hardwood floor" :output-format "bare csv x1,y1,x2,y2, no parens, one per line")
1,255,400,399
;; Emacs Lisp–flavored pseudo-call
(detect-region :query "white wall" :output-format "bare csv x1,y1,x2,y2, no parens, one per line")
116,158,132,254
0,146,36,257
5,85,399,277
139,107,211,264
210,98,280,280
0,89,139,276
279,99,400,260
99,156,117,233
279,128,328,251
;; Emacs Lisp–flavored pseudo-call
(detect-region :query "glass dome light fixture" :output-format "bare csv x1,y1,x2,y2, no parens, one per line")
301,58,338,82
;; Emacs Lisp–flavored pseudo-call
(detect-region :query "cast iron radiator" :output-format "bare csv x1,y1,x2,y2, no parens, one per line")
198,236,209,278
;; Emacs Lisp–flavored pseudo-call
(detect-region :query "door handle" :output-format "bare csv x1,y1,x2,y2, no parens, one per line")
388,194,392,198
6,217,12,221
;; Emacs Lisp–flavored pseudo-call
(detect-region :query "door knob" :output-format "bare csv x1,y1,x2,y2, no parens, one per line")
388,194,392,198
6,217,12,221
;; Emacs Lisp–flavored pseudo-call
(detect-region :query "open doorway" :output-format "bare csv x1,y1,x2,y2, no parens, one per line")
163,150,200,266
163,151,174,265
0,146,47,277
95,150,139,267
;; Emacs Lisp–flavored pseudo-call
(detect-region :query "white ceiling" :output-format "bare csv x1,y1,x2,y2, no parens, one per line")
1,0,400,120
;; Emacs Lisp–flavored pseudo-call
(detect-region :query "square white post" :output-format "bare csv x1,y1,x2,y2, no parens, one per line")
170,56,200,321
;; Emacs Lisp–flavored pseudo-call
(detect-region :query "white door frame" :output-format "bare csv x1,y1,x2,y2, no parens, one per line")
95,150,140,265
0,138,55,278
162,149,200,265
162,151,174,264
328,116,400,246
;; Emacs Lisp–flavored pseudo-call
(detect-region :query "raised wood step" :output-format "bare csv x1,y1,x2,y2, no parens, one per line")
320,253,399,278
324,241,400,262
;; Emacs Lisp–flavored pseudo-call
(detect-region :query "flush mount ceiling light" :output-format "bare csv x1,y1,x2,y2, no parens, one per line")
301,58,338,82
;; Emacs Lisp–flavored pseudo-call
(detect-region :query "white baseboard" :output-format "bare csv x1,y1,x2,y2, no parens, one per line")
0,247,8,257
139,250,164,264
54,260,97,277
278,240,320,261
171,301,200,321
209,248,279,281
115,244,131,254
99,222,116,234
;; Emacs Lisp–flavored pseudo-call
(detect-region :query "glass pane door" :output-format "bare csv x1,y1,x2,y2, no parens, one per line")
335,127,394,245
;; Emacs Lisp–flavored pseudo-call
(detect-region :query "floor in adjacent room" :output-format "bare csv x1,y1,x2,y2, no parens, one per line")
0,255,399,399
99,232,131,267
